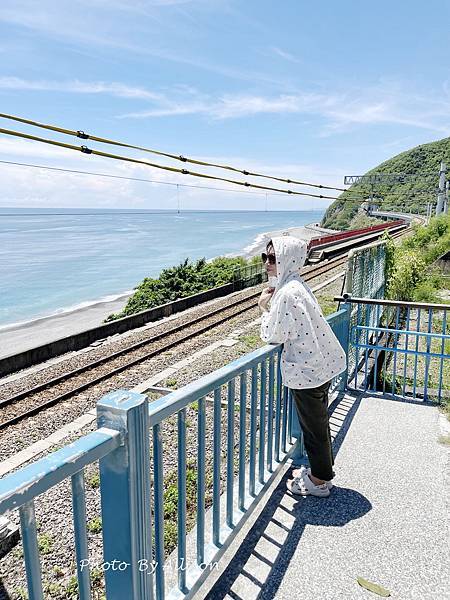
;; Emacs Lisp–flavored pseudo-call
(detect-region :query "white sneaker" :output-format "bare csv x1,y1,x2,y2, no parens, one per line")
287,472,330,498
291,466,334,490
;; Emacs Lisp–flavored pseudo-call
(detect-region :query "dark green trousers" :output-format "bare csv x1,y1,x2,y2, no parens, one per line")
291,380,334,481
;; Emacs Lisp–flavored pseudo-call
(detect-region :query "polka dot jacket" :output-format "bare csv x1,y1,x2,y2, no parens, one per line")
260,235,347,389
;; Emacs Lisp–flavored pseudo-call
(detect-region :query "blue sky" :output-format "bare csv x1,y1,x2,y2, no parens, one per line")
0,0,449,210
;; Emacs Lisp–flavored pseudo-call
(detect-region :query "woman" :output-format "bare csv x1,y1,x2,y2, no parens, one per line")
258,235,347,497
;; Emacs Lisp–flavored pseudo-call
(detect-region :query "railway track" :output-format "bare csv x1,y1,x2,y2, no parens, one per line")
0,226,408,431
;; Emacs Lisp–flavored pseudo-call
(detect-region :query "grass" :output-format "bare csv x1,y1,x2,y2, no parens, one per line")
14,588,28,600
90,568,104,585
52,565,65,578
87,471,100,488
66,576,78,599
37,532,53,555
43,582,64,598
318,296,340,317
41,567,104,600
162,459,213,556
87,517,102,534
239,333,263,350
12,547,23,560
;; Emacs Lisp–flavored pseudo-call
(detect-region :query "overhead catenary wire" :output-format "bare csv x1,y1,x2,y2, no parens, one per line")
0,160,291,197
0,127,365,201
2,160,436,207
0,112,361,194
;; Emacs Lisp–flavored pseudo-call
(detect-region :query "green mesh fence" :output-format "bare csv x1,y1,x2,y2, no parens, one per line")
346,241,387,381
232,262,267,291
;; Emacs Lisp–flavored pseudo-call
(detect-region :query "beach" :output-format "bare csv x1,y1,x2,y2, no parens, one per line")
0,222,335,359
0,293,133,359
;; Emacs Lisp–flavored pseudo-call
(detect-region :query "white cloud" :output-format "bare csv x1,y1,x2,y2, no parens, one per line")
119,84,450,137
0,136,340,210
2,75,449,136
0,138,77,160
320,95,450,136
0,77,163,101
119,94,314,119
271,46,301,64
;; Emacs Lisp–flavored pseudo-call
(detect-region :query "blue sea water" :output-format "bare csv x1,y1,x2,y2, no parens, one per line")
0,208,324,327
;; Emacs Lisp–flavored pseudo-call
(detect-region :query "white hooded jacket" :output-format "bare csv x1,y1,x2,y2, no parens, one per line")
260,235,347,389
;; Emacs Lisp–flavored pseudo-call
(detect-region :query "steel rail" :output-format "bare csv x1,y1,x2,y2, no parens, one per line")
0,296,260,430
0,257,344,411
0,225,408,429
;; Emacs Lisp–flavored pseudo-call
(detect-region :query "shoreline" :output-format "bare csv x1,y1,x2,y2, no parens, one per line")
236,222,336,260
0,291,134,334
0,222,335,358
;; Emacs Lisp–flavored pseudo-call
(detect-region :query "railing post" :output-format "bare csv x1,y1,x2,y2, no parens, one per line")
338,301,351,391
96,390,153,600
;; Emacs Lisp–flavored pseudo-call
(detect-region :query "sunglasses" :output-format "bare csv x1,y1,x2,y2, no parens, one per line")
261,252,276,265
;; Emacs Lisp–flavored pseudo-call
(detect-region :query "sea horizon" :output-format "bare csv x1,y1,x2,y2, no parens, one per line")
0,208,325,329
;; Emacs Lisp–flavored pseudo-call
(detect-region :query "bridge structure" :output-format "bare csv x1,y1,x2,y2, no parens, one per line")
344,165,449,217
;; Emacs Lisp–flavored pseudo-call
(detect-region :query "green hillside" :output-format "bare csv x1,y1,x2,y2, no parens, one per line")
321,136,450,230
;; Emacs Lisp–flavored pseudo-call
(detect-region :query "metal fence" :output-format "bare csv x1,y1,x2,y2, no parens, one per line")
345,240,387,381
0,309,349,600
343,297,449,403
232,262,266,290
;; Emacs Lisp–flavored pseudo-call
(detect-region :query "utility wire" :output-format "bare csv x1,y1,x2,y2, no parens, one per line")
1,161,433,207
0,112,360,194
0,127,365,201
0,160,291,197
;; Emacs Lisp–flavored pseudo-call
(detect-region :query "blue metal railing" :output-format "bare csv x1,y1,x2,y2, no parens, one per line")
0,308,350,600
0,426,123,599
343,297,450,402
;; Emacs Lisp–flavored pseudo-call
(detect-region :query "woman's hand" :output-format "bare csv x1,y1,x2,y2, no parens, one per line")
258,287,274,313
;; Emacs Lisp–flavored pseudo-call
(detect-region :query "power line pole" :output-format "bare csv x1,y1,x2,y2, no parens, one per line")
436,161,446,215
444,181,449,215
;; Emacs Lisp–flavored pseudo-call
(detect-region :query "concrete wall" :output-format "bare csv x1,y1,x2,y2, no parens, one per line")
0,282,243,378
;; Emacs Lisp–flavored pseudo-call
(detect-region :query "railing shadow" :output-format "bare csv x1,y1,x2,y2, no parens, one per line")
205,388,371,600
0,579,12,600
347,388,439,408
328,388,363,456
205,470,371,600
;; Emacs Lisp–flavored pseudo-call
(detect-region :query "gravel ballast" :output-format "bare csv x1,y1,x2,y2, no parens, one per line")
0,271,346,599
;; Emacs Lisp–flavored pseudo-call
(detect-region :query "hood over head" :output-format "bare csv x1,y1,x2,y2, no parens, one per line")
270,235,307,290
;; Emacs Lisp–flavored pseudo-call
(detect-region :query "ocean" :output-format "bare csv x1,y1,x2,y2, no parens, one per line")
0,208,324,328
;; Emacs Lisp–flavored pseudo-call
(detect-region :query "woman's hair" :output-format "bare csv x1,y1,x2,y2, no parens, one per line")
266,239,274,253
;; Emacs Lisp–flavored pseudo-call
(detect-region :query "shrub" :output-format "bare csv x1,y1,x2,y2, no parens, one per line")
385,215,450,301
105,255,258,322
386,249,427,301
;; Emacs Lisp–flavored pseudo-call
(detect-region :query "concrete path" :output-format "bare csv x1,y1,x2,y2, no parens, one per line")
204,391,449,600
